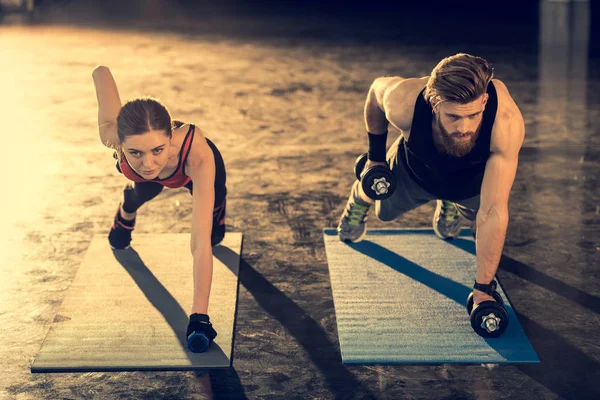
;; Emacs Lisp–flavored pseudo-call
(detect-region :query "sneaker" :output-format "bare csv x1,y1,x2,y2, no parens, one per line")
432,200,462,240
108,204,135,249
337,185,371,243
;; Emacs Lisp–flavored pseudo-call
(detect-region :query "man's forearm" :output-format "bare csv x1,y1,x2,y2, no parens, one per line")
191,250,214,314
475,208,509,285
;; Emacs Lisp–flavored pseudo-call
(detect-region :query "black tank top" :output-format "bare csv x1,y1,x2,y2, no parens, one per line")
399,82,498,201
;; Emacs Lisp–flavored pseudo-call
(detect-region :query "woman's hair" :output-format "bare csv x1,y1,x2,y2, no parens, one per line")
116,97,173,143
424,53,494,108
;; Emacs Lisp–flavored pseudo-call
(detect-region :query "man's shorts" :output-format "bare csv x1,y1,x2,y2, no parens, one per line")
375,136,480,222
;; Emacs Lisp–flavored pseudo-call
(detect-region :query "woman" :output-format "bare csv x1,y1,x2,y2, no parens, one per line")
92,66,227,353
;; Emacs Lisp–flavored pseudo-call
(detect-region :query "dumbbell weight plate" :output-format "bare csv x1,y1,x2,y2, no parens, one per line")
361,167,396,200
470,301,509,338
466,292,475,315
354,153,369,181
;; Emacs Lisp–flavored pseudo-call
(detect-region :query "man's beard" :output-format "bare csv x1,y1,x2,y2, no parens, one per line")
437,117,482,157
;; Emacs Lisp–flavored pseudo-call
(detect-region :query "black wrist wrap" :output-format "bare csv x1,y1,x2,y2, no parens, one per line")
367,131,388,162
473,280,498,295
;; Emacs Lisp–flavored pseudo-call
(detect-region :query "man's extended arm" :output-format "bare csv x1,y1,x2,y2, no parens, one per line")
474,107,525,302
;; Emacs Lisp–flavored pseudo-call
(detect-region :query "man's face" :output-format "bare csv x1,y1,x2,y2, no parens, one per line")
434,94,488,157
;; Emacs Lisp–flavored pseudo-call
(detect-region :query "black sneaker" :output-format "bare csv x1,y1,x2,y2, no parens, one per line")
108,205,135,249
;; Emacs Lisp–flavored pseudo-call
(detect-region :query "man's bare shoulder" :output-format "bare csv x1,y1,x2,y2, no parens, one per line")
490,79,525,154
492,79,519,110
384,77,429,130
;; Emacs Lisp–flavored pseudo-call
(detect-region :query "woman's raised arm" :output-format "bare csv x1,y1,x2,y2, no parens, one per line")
92,66,122,149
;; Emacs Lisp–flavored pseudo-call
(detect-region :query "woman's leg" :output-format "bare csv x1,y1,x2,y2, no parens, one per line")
210,195,227,247
184,180,228,247
109,181,164,249
120,181,165,218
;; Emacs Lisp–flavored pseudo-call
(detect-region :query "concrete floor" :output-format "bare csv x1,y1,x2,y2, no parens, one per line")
0,1,598,399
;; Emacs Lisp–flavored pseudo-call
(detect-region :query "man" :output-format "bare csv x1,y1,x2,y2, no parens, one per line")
337,53,525,307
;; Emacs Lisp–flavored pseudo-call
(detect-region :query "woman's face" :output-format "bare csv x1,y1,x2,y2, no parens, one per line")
122,130,171,179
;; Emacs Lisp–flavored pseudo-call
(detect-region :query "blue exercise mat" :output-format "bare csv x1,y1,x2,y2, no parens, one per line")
323,228,539,364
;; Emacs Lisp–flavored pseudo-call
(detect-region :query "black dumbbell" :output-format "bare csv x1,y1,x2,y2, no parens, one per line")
186,314,217,353
354,153,396,200
466,290,504,314
187,331,211,353
466,286,509,338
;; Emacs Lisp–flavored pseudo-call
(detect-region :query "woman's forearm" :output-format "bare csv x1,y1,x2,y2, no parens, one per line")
191,249,214,315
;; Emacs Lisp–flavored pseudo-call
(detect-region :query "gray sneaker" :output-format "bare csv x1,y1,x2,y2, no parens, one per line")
432,200,462,239
337,191,371,243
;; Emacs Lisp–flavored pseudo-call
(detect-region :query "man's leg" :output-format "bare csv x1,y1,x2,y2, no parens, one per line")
433,195,480,240
455,195,480,238
338,136,435,242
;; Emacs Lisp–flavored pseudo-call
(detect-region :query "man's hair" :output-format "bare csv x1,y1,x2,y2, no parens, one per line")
424,53,494,108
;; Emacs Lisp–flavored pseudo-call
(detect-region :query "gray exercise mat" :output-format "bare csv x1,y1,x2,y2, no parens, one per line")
323,228,539,364
31,233,243,372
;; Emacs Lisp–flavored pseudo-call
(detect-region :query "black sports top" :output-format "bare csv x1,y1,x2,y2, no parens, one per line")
399,82,498,201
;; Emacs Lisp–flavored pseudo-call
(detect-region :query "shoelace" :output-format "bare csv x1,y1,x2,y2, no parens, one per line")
347,202,369,226
441,201,460,222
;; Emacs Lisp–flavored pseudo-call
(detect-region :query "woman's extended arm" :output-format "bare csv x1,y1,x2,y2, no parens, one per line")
187,133,217,314
92,66,122,149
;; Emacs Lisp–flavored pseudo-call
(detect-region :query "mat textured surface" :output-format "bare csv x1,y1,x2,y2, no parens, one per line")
323,228,539,364
31,233,242,372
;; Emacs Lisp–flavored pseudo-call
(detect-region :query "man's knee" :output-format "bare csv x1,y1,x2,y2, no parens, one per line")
375,202,400,222
454,202,478,221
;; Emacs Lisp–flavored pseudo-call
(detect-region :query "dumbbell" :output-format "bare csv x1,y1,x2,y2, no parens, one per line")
186,313,217,353
354,153,396,200
466,284,509,338
187,331,211,353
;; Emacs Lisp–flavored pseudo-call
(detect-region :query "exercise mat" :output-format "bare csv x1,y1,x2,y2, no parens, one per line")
31,233,243,372
323,228,539,364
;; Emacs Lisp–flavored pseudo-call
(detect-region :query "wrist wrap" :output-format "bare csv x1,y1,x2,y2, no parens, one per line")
473,280,497,295
367,131,388,162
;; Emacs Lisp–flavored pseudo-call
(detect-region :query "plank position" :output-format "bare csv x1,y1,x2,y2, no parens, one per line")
338,53,525,309
92,66,226,352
